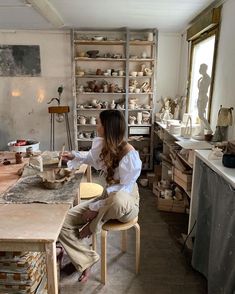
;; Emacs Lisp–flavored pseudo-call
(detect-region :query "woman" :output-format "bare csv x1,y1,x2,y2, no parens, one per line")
59,110,142,282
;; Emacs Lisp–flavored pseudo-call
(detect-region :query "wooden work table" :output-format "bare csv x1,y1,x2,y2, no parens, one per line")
0,203,69,294
0,152,89,294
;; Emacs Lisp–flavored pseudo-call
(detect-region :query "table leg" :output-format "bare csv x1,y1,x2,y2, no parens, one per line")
45,241,58,294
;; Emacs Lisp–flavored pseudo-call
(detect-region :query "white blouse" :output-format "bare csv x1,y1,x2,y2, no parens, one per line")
67,137,142,211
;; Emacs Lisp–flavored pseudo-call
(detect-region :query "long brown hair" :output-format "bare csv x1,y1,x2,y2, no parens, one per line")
99,110,126,184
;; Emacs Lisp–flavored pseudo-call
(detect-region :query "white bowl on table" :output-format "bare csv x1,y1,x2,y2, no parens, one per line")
8,140,40,152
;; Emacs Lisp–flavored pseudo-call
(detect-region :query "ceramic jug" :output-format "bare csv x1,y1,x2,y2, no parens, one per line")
78,116,86,125
90,116,96,125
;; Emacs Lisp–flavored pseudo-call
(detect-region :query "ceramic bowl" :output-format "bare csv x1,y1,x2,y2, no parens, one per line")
77,51,86,57
86,50,99,58
93,36,104,41
39,168,75,190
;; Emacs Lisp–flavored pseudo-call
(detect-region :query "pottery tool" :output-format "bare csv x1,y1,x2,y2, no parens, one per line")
58,144,65,168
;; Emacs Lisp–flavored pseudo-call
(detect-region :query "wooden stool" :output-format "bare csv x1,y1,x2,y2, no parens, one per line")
79,182,104,201
93,217,140,284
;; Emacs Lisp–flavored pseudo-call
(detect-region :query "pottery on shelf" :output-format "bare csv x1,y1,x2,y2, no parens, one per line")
86,50,99,58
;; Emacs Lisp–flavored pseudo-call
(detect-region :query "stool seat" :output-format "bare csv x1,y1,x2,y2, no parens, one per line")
102,217,138,231
80,182,103,200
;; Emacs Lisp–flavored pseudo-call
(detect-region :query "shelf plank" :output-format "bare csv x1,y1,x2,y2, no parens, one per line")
76,75,125,78
129,41,156,45
128,124,152,127
77,124,97,126
77,108,115,111
128,92,153,95
75,57,126,61
129,58,155,62
74,40,126,45
76,92,125,95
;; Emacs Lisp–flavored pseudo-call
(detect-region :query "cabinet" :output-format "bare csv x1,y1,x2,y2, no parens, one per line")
154,122,213,213
71,28,158,170
190,150,235,293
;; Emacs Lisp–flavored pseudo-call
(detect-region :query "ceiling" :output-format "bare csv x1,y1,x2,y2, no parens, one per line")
0,0,218,33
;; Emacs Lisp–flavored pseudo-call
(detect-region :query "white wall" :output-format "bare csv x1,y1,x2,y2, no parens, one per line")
178,0,235,139
156,32,182,110
210,0,235,139
0,30,183,151
0,30,72,151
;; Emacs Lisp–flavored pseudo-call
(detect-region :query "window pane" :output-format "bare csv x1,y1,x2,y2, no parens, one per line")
188,35,215,123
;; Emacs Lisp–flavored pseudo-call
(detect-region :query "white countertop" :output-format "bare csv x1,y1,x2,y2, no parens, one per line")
195,149,235,188
156,122,212,149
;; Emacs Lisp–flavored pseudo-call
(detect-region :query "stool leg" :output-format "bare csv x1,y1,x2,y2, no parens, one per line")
92,234,97,252
101,229,107,284
121,230,127,252
134,223,140,274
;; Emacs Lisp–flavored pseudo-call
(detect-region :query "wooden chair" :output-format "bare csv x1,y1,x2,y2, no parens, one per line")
92,217,140,284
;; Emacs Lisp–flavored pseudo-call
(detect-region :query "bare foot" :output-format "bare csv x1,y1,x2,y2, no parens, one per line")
78,267,91,283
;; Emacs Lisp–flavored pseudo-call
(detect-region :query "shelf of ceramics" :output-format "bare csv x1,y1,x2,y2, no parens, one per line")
129,41,155,46
74,40,126,45
76,75,126,78
75,57,126,62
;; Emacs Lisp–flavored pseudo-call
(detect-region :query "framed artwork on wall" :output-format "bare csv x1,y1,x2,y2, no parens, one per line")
0,45,41,76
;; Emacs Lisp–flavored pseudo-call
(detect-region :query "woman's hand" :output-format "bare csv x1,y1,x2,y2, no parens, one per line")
82,209,98,223
79,223,92,239
61,151,75,163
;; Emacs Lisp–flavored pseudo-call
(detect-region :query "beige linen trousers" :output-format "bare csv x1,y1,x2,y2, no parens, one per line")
59,184,139,273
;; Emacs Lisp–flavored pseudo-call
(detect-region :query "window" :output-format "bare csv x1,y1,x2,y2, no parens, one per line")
188,33,216,123
187,7,221,124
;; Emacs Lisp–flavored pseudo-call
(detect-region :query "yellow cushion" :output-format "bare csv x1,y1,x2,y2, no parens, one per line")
80,182,103,199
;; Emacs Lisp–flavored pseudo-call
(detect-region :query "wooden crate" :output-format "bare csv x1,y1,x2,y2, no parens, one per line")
172,167,192,191
156,194,186,213
147,172,156,188
153,182,186,213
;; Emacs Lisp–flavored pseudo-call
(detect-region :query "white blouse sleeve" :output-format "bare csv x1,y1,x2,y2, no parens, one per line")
67,137,104,170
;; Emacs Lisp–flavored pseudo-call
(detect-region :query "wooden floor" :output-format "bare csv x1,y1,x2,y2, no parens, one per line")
59,183,207,294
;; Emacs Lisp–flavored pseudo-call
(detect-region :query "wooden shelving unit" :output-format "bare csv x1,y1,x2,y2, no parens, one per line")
71,28,158,170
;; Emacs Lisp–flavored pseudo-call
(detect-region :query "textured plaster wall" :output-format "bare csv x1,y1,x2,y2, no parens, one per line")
178,0,235,139
155,32,182,111
0,30,72,151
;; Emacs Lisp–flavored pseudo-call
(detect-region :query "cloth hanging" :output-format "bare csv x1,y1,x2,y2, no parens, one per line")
217,107,233,127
